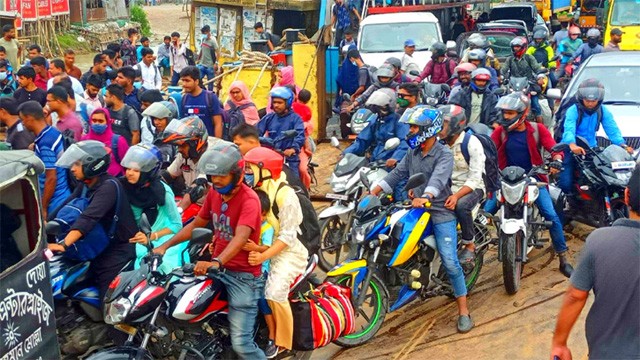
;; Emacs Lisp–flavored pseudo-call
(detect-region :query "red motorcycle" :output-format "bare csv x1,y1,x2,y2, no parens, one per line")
175,196,202,225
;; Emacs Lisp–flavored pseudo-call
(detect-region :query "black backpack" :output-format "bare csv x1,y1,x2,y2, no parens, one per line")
185,48,196,66
272,183,320,256
60,130,80,191
223,100,253,141
554,104,603,143
461,124,501,193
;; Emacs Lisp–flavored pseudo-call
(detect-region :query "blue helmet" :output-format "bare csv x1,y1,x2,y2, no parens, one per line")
399,105,443,149
269,86,294,108
120,143,164,184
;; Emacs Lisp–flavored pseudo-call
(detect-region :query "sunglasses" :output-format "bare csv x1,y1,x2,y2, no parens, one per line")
397,93,414,99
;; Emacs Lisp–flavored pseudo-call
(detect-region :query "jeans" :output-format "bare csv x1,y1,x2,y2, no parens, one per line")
531,94,541,116
558,149,575,195
215,270,266,360
455,189,484,244
198,65,216,91
170,70,181,86
434,220,467,298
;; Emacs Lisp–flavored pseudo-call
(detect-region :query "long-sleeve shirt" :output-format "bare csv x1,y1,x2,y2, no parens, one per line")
343,113,409,162
355,82,399,105
379,142,455,224
560,104,625,148
448,130,485,193
500,54,541,81
557,38,583,64
417,58,456,84
257,110,306,159
157,44,171,63
569,43,604,64
135,61,162,90
169,43,189,74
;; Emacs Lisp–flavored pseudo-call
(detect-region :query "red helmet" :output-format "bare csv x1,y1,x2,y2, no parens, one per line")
244,147,284,186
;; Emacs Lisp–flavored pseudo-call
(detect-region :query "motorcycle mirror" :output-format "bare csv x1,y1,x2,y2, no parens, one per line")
409,70,420,77
384,137,401,151
45,220,61,236
259,136,275,148
283,129,298,138
191,228,213,245
405,173,427,191
330,136,340,148
441,84,451,93
139,214,152,237
546,88,562,100
359,170,371,190
551,143,569,152
493,87,506,96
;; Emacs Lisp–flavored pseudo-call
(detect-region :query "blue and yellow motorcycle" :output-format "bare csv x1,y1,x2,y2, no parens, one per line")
327,174,490,347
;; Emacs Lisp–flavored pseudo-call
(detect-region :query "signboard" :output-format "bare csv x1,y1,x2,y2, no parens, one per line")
21,0,36,21
4,0,22,29
50,0,69,15
196,0,256,7
37,0,51,18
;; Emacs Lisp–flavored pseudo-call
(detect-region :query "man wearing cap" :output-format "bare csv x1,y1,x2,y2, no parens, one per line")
254,22,276,53
604,28,624,52
198,25,219,91
401,39,421,81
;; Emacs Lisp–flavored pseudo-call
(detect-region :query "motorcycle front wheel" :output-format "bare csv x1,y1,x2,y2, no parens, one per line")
331,274,388,348
318,216,352,272
501,232,524,295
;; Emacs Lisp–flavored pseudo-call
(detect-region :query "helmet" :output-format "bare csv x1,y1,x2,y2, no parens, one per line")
454,62,477,75
365,88,396,113
351,108,377,134
384,57,402,71
269,86,294,108
56,140,110,179
510,37,527,58
569,26,581,36
399,105,443,149
438,104,467,139
495,92,530,131
468,48,487,62
375,65,395,86
197,141,245,194
576,78,605,102
467,33,488,49
471,68,492,92
430,42,447,58
120,144,163,184
586,28,601,38
244,147,284,187
533,29,548,41
162,116,208,159
142,101,176,120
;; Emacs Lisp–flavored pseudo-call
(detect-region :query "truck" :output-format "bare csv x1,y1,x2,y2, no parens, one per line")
533,0,573,23
604,0,640,50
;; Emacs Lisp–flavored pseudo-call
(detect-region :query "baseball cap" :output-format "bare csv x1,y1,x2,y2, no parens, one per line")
610,28,624,36
404,39,416,47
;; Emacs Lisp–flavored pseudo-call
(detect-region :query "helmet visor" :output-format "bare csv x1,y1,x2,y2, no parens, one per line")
577,87,605,101
55,144,94,169
120,146,158,172
496,94,527,112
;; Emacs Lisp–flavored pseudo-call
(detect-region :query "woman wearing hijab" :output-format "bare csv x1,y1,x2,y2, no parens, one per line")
224,81,260,126
267,66,301,114
119,144,187,274
81,108,130,176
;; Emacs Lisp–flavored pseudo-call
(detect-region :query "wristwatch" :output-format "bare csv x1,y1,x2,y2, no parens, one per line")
212,257,223,269
61,242,69,251
177,207,184,215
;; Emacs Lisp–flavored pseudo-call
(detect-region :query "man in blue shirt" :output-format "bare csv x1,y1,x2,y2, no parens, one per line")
19,100,70,219
179,66,223,138
558,79,632,195
569,29,604,67
332,0,360,47
115,66,143,115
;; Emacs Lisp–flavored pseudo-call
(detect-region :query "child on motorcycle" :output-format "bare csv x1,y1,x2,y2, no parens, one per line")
120,144,186,274
370,105,475,334
558,79,633,195
484,93,573,277
244,147,309,356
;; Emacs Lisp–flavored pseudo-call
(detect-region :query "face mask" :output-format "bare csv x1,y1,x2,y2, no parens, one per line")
351,61,357,67
397,98,410,108
134,81,142,88
200,34,208,41
588,38,598,47
91,124,107,134
0,72,7,82
214,182,236,195
244,173,255,187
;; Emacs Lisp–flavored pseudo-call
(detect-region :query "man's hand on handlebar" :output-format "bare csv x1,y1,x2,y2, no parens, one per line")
283,148,296,157
153,244,168,256
48,243,65,253
194,260,218,276
385,158,397,168
549,159,563,175
412,197,431,208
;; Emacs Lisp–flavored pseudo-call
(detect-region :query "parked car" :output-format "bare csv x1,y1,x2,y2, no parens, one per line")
476,21,529,37
456,30,517,63
548,51,640,150
490,2,539,32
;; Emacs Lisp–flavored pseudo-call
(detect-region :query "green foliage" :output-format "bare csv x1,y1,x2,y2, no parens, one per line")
57,34,92,53
130,5,151,37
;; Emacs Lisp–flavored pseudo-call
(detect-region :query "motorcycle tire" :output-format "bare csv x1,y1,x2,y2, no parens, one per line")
318,216,352,272
501,232,524,295
331,274,388,348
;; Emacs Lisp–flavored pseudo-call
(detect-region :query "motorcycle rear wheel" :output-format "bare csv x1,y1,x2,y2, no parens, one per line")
331,274,388,348
318,216,352,272
501,232,524,295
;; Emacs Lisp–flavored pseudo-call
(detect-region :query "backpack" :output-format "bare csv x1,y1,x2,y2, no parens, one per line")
553,104,602,143
223,100,253,140
53,179,122,261
461,124,501,193
272,182,321,256
111,134,122,166
185,48,196,66
60,130,80,190
429,57,453,80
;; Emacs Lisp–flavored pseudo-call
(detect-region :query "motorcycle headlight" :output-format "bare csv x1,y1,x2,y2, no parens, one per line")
426,97,438,106
105,297,132,325
501,182,527,205
330,175,348,193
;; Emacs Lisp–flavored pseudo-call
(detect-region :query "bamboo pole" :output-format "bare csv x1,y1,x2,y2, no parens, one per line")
250,62,270,96
202,65,242,86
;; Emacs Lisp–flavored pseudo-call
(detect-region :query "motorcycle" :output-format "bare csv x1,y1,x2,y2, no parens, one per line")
316,137,400,272
421,82,450,106
493,164,555,294
550,138,637,228
326,173,489,347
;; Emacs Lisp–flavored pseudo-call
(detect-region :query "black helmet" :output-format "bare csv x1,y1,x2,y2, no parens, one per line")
576,78,605,102
467,33,488,49
496,92,530,131
438,104,467,139
430,42,447,58
56,140,110,179
375,65,395,86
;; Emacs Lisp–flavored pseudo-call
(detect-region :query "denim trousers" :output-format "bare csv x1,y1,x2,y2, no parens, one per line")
171,70,181,86
455,189,484,243
215,270,267,360
434,220,467,298
198,65,216,91
558,149,575,195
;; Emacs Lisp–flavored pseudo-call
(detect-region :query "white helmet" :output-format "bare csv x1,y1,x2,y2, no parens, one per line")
365,88,397,113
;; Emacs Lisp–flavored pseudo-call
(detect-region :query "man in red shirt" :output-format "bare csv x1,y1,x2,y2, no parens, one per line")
155,141,266,359
31,56,50,90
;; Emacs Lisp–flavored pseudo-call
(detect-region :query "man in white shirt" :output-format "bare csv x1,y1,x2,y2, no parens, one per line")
47,58,84,96
135,47,162,90
401,39,421,81
169,31,189,86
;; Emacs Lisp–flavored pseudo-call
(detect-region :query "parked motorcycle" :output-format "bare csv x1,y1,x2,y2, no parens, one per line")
550,138,637,228
316,137,400,272
494,165,554,294
326,173,489,347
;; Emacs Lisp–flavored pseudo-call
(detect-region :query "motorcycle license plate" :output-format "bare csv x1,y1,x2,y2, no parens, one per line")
326,193,349,201
115,324,138,336
611,161,635,171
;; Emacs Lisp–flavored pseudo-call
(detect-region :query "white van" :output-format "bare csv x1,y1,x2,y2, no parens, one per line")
357,12,444,71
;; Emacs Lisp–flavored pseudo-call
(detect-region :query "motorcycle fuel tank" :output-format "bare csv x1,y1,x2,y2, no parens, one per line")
167,276,228,322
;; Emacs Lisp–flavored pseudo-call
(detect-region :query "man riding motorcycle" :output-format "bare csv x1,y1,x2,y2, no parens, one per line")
396,82,421,116
569,29,604,66
448,68,499,128
350,65,399,111
416,42,457,85
461,33,501,72
449,62,477,98
556,26,583,79
370,105,475,334
558,79,633,195
342,88,409,200
484,93,573,277
526,29,556,86
467,49,499,92
154,141,266,360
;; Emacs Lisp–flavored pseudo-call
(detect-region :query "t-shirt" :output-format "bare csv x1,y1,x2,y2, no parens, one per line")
6,119,35,150
197,184,263,276
0,38,20,69
13,87,47,107
181,90,222,136
469,92,482,125
358,66,371,88
34,126,71,214
123,88,142,114
167,154,200,190
552,29,568,46
292,102,312,122
570,219,640,359
109,105,140,144
260,220,274,274
199,38,218,67
55,111,84,141
505,129,532,172
66,65,82,80
34,73,50,91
